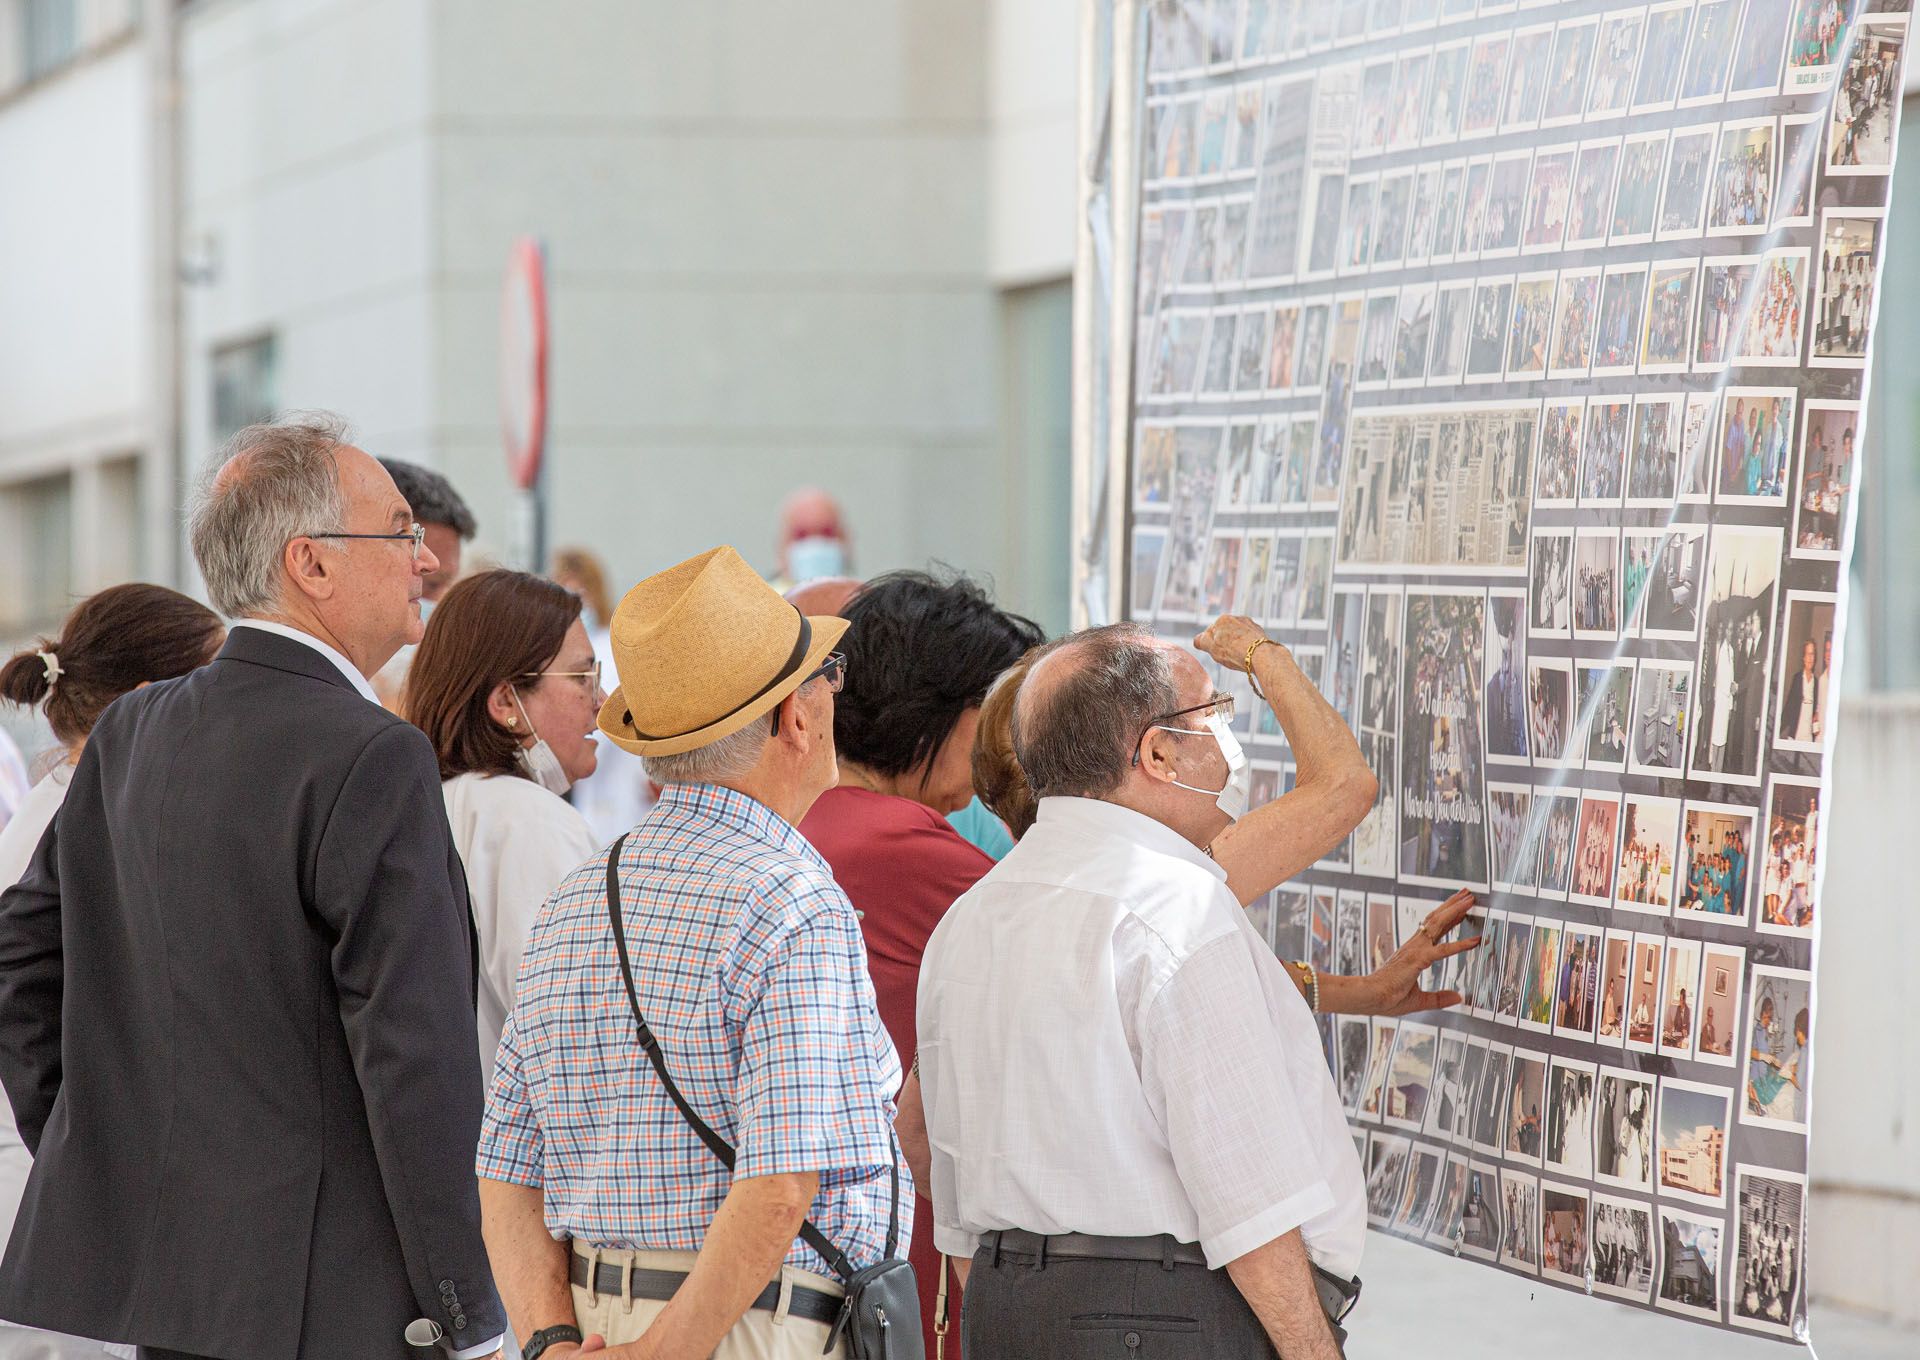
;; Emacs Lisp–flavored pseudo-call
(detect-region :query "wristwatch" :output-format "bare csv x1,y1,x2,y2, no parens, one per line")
522,1324,584,1360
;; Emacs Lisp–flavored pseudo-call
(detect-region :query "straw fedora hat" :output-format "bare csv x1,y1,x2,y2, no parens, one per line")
597,545,849,757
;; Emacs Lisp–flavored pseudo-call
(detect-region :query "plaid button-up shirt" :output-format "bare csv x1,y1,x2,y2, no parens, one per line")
476,782,910,1271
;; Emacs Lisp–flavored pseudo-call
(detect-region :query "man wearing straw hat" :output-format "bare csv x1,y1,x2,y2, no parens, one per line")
476,546,909,1360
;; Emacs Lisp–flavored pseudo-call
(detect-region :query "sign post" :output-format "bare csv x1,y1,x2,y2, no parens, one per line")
500,235,550,572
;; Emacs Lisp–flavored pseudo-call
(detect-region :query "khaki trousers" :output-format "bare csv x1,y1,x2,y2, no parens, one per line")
570,1247,848,1359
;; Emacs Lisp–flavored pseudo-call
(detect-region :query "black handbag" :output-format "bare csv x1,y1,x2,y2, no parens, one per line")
603,836,924,1359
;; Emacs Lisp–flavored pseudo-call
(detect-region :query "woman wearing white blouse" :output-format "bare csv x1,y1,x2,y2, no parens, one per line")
405,570,606,1072
0,583,224,1360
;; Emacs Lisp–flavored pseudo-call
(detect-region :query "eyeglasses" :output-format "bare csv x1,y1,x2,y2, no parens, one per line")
518,659,603,692
770,652,848,736
309,522,427,560
1129,692,1234,766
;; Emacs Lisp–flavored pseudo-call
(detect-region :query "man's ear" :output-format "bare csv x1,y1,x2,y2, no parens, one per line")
1136,727,1177,785
283,537,338,605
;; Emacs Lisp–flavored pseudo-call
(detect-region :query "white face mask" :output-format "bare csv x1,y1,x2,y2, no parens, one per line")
417,596,436,626
1158,712,1252,821
510,687,573,797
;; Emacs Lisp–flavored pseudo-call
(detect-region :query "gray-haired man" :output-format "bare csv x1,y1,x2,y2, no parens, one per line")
0,414,505,1359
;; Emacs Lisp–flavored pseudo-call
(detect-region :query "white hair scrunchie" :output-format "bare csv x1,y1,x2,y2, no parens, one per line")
36,650,62,689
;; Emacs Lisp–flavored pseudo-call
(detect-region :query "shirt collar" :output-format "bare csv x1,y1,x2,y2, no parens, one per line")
1031,796,1228,883
229,619,380,705
654,781,826,867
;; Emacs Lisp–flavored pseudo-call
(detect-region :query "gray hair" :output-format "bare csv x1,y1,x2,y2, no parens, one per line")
187,413,351,618
639,678,821,786
1012,623,1180,800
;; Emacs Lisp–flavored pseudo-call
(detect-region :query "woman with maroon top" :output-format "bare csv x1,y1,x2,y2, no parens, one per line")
800,571,1044,1360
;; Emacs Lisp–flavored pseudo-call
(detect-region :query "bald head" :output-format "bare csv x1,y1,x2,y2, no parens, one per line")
784,575,863,617
1011,623,1184,802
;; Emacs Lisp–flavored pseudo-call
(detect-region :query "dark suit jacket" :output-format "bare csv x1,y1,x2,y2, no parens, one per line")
0,626,504,1359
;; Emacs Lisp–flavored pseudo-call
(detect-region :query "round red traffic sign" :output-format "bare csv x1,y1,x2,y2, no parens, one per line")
500,236,549,492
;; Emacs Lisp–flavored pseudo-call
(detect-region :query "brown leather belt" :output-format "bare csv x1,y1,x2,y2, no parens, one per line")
568,1251,842,1326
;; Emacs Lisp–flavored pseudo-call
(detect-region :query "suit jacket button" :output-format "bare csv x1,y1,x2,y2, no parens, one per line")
452,1312,468,1331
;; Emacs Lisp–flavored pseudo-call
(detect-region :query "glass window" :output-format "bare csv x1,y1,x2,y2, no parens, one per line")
1000,279,1074,635
21,0,77,81
1,472,74,634
210,334,278,446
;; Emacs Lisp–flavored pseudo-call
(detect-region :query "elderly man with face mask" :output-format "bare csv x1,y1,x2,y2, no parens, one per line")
917,620,1378,1360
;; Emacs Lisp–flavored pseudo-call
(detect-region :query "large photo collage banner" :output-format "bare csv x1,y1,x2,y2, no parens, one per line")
1123,0,1904,1341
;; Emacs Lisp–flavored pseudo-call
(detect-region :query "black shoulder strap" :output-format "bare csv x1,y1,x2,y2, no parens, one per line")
602,835,900,1277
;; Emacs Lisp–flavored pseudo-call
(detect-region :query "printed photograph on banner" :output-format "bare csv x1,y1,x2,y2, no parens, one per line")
1311,887,1336,973
1679,0,1742,104
1794,402,1859,559
1634,4,1693,111
1735,248,1809,365
1573,530,1622,639
1489,784,1534,892
1155,429,1224,620
1365,1130,1412,1226
1299,529,1335,624
1827,17,1906,174
1775,112,1820,225
1482,152,1533,257
1426,1155,1472,1246
1540,1179,1593,1285
1355,60,1394,158
1275,884,1311,961
1494,917,1534,1025
1744,964,1812,1132
1146,12,1202,82
1357,290,1398,389
1472,1045,1515,1155
1391,284,1436,385
1426,41,1469,147
1544,267,1599,378
1500,1168,1543,1273
1595,1065,1657,1192
1249,419,1284,511
1387,54,1433,154
1199,533,1244,618
1227,81,1262,178
1528,529,1572,637
1760,774,1823,936
1462,33,1512,139
1427,1033,1471,1139
1398,589,1489,889
1541,20,1600,127
1616,792,1681,913
1774,593,1838,751
1405,165,1446,265
1339,174,1380,274
1641,258,1701,373
1264,306,1299,394
1680,391,1719,501
1427,280,1474,382
1359,1015,1400,1122
1506,272,1556,377
1811,208,1885,366
1130,527,1168,618
1587,9,1647,116
1134,424,1176,510
1659,936,1705,1060
1196,89,1231,182
1458,156,1494,257
1592,1194,1658,1304
1177,200,1221,290
1657,124,1717,239
1314,298,1363,503
1135,204,1175,314
1596,932,1634,1048
1626,395,1685,506
1528,665,1576,777
1506,1050,1549,1163
1521,920,1564,1036
1629,658,1692,776
1218,423,1257,510
1657,1075,1733,1206
1336,890,1366,978
1296,298,1332,392
1143,308,1206,400
1577,664,1633,771
1566,140,1621,249
1593,264,1649,373
1696,942,1746,1068
1305,176,1346,280
1377,182,1416,273
1327,586,1366,730
1470,917,1506,1018
1485,590,1530,765
1522,145,1577,250
1553,927,1603,1042
1337,1015,1371,1115
1714,387,1795,504
1658,1206,1726,1321
1501,24,1556,132
1569,789,1622,905
1731,0,1794,95
1267,533,1305,629
1384,1022,1440,1132
1535,398,1582,506
1731,1167,1807,1337
1689,525,1784,786
1393,1145,1446,1238
1695,256,1756,370
1786,0,1861,92
1707,118,1776,234
1198,307,1242,399
1232,308,1270,395
1679,799,1759,923
1355,732,1401,877
1642,526,1706,639
1459,1163,1503,1260
1626,933,1665,1054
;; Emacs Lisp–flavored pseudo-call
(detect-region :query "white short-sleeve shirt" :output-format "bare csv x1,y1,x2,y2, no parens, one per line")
916,796,1367,1276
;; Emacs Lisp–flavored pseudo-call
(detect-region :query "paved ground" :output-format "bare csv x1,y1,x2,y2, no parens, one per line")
1347,1234,1916,1359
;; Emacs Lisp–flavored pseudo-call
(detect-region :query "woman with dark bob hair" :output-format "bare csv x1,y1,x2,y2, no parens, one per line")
799,569,1044,1359
0,582,223,1360
404,569,606,1071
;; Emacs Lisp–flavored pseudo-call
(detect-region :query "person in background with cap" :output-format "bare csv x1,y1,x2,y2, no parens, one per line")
476,546,909,1360
0,414,505,1359
373,457,478,710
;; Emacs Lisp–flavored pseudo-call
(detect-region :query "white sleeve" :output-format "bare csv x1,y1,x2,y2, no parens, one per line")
1137,934,1336,1269
471,797,600,1019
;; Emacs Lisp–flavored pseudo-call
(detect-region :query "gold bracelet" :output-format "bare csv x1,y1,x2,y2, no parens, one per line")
1244,637,1276,699
1296,958,1321,1013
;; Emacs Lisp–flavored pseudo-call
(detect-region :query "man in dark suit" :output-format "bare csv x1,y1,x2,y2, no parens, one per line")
0,415,505,1360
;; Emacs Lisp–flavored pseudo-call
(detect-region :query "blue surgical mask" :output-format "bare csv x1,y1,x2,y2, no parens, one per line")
417,596,436,625
787,535,848,583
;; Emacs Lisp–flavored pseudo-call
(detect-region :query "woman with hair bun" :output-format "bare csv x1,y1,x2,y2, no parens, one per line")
0,581,223,1360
